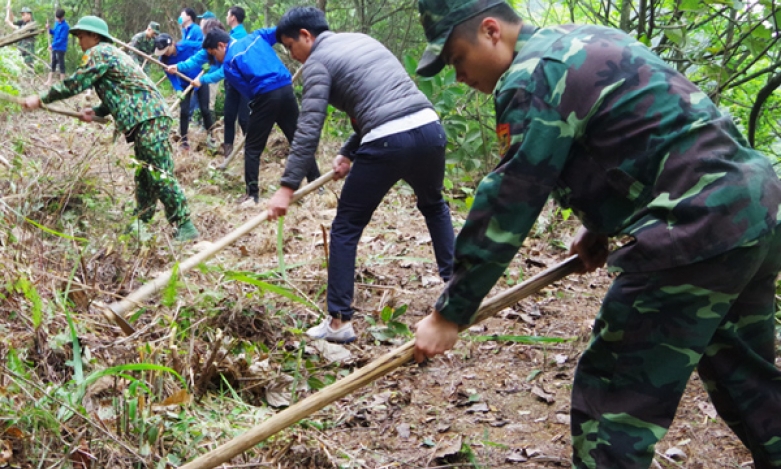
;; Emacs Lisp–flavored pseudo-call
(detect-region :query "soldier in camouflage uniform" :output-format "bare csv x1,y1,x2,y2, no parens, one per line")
129,21,160,73
22,16,199,242
5,6,36,67
412,1,781,468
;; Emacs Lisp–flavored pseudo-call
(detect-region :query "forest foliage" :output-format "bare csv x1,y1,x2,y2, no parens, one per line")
4,0,781,173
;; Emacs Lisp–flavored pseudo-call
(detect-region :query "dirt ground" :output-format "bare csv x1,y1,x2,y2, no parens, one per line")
0,81,765,469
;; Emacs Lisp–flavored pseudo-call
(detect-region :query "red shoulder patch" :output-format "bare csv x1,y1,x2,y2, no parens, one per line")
496,123,511,156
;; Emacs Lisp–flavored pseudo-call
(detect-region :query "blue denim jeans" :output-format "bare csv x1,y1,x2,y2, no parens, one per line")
327,120,455,320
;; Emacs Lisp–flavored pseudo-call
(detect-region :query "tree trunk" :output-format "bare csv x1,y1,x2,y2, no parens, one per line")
620,0,632,32
93,0,102,17
316,0,327,13
264,0,274,27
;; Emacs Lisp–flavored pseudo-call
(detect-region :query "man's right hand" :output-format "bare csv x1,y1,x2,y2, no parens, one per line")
165,64,178,74
568,226,609,273
413,310,460,363
332,154,352,180
22,95,41,109
79,109,96,123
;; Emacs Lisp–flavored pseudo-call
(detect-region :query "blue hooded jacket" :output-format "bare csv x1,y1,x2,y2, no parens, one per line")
182,23,203,42
50,20,69,51
222,27,291,100
176,23,249,85
160,41,204,91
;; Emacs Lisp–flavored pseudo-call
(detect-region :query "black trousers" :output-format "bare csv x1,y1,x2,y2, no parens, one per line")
179,84,214,140
244,84,320,197
224,81,249,145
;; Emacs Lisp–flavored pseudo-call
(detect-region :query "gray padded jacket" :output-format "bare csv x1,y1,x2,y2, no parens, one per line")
280,31,435,189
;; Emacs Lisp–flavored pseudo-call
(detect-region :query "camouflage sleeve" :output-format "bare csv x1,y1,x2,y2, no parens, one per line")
40,53,110,104
435,87,576,325
92,104,110,117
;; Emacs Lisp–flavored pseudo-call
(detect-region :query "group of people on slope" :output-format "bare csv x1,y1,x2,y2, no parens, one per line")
17,2,781,468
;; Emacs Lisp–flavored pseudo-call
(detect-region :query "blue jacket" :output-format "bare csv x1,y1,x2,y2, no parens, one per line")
160,41,203,91
230,23,248,40
222,27,291,100
182,23,202,42
50,20,69,51
176,24,249,85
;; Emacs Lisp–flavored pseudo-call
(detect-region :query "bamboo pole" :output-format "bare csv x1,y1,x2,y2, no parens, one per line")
216,134,244,170
96,170,337,334
178,255,582,469
167,70,205,116
0,91,109,124
113,37,195,85
0,21,43,47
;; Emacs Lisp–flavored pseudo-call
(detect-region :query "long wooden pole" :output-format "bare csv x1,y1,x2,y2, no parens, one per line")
178,255,582,469
0,91,109,124
113,37,195,85
216,134,245,170
96,170,337,334
167,70,205,116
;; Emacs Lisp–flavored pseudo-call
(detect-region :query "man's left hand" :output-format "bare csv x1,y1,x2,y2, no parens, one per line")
192,78,202,88
267,186,295,220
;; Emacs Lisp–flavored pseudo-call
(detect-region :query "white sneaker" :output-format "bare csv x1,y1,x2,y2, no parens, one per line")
306,316,356,343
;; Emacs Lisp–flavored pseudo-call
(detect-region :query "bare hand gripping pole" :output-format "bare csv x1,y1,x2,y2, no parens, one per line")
177,255,583,469
0,91,110,124
94,171,336,335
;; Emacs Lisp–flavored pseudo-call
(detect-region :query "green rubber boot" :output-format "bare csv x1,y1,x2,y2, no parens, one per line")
174,220,199,242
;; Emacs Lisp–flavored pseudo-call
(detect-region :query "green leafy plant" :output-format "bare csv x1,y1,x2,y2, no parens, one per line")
366,304,412,342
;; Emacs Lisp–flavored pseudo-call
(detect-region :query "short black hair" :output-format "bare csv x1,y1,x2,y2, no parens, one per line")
55,8,65,19
450,3,521,44
228,6,245,24
182,7,197,22
275,7,329,43
202,29,231,50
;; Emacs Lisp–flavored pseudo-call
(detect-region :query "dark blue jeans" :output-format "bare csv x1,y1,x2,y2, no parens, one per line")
223,81,249,145
327,120,455,320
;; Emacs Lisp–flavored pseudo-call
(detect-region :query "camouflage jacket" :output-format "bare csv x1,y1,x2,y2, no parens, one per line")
129,31,155,63
14,19,35,49
436,23,781,325
40,42,169,134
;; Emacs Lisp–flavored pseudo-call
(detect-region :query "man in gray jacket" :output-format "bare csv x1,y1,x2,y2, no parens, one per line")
267,6,455,343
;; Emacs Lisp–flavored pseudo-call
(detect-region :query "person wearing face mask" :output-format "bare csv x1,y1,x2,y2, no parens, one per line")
178,8,202,42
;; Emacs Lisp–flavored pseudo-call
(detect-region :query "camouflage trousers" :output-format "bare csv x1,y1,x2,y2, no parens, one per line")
18,40,34,67
571,225,781,469
133,117,190,227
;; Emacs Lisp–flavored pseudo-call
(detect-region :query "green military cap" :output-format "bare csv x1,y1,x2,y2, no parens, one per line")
20,6,32,13
148,21,161,34
70,15,114,42
198,11,217,19
417,0,505,77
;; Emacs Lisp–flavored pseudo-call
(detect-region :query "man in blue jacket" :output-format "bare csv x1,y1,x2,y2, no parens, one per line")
179,7,202,42
167,8,250,157
203,28,320,204
45,8,69,85
155,33,215,151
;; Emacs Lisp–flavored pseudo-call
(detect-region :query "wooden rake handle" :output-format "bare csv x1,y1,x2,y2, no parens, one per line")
0,91,109,124
178,255,583,469
95,170,337,334
113,37,195,85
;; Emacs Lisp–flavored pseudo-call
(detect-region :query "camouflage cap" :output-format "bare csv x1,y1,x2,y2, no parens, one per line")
417,0,505,76
148,21,161,35
20,6,32,13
